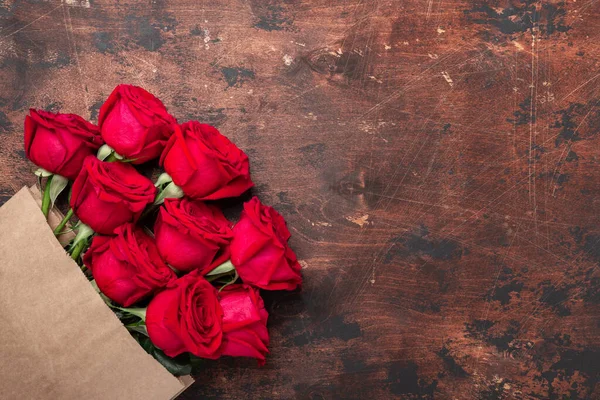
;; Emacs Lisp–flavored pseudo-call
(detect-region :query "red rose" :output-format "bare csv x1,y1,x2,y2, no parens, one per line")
98,84,176,163
154,198,233,274
160,121,253,200
83,223,176,307
230,197,302,291
24,109,102,179
219,284,269,365
70,156,156,234
146,274,224,358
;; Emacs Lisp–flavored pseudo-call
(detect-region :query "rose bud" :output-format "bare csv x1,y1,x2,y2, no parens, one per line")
219,284,269,365
98,84,177,164
146,274,224,358
70,156,156,234
160,121,253,200
24,109,102,179
230,197,302,291
154,198,233,274
83,223,176,307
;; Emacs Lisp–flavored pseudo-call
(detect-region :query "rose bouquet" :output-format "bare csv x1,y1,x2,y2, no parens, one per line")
23,84,303,376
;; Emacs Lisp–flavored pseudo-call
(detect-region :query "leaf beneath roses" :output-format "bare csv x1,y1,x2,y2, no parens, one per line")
154,172,173,188
96,144,114,161
189,355,207,373
126,320,149,336
136,334,192,376
137,335,156,354
152,349,192,376
154,181,184,205
206,259,236,276
48,174,69,210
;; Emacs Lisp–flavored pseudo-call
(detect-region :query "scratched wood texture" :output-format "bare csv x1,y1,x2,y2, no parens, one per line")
2,0,600,398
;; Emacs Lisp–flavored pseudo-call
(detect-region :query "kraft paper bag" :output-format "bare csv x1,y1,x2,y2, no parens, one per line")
0,187,193,399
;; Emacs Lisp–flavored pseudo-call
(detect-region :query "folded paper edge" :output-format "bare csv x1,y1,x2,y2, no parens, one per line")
173,376,196,399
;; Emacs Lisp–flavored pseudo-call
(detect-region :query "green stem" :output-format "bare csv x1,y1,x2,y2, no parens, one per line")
68,223,94,264
53,209,74,235
218,270,239,292
70,239,86,261
41,175,53,218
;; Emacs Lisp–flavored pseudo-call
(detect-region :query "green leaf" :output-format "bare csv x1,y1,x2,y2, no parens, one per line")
73,223,94,244
48,174,69,210
69,223,94,262
152,350,192,376
218,269,239,292
41,175,53,218
135,335,192,376
138,335,156,354
34,167,53,177
153,181,183,205
96,144,114,161
143,226,155,238
206,259,235,276
154,172,173,188
126,320,149,336
114,306,146,321
94,284,147,321
133,325,148,336
189,354,206,368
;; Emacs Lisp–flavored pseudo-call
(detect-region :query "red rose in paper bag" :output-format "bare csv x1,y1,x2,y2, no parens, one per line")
146,274,224,358
219,284,269,365
160,121,253,200
99,84,176,163
154,198,233,273
230,197,302,291
83,223,176,307
24,109,102,179
70,156,156,234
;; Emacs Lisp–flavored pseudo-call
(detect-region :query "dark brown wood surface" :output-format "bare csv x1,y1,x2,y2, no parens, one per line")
2,0,600,398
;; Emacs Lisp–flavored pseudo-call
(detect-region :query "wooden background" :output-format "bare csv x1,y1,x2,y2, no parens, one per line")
1,0,600,398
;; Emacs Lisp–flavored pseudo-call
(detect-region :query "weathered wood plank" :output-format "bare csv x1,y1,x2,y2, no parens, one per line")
1,0,600,398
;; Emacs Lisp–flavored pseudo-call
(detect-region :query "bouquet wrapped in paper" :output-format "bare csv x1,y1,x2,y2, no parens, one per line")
0,85,303,399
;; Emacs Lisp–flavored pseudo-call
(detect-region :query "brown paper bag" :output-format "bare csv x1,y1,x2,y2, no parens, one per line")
0,187,194,399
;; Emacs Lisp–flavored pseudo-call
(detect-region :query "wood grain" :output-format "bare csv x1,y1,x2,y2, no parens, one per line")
2,0,600,398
